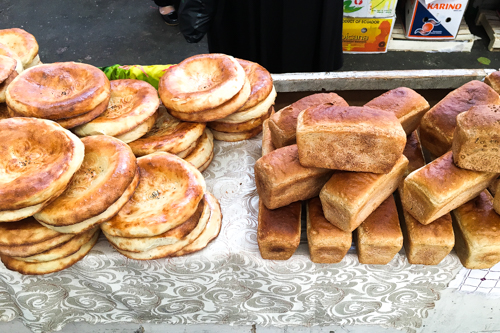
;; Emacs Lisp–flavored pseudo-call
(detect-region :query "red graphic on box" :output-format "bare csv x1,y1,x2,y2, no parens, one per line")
414,19,441,35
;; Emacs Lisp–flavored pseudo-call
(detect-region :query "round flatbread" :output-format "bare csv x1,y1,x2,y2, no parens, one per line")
176,140,198,159
0,228,100,275
0,66,18,103
13,226,98,263
73,79,160,137
0,55,16,83
0,28,38,67
38,170,140,234
101,152,206,237
55,96,110,129
184,128,214,169
6,62,110,120
114,112,157,143
0,217,74,258
114,195,210,260
0,201,48,223
167,77,251,122
128,105,206,156
208,105,273,133
171,192,222,257
211,125,263,142
237,59,273,111
217,86,276,124
104,195,209,252
35,135,137,227
159,53,245,113
198,151,214,173
0,118,85,211
0,43,24,74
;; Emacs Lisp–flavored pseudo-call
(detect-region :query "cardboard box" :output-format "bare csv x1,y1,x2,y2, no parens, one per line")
344,0,399,17
405,0,469,39
342,16,396,53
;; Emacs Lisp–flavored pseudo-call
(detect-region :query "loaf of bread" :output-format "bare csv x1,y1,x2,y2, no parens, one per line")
268,93,348,148
261,119,275,156
364,87,430,135
306,197,351,264
397,193,454,265
296,105,406,173
452,190,500,269
484,70,500,95
254,144,334,209
419,80,500,157
356,195,403,265
396,135,454,265
319,155,408,232
257,200,301,260
403,151,498,225
452,105,500,173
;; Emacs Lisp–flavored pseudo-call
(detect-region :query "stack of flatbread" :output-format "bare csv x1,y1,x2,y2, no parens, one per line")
73,79,160,143
128,105,214,172
207,59,276,142
6,62,111,129
0,28,40,72
34,135,139,234
0,218,100,275
101,152,222,259
159,54,276,142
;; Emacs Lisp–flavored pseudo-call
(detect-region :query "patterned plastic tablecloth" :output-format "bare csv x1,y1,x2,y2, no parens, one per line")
0,136,495,333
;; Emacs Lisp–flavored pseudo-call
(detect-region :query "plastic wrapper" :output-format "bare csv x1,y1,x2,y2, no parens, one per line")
179,0,215,43
99,64,174,89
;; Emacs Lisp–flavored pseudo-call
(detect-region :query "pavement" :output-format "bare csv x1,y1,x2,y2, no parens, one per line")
1,0,499,72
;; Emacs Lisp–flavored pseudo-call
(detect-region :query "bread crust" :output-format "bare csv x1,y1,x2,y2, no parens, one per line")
419,80,500,157
297,105,406,173
55,95,109,129
0,55,16,83
184,129,214,170
159,54,245,113
254,145,334,209
306,197,351,264
211,125,263,142
484,70,500,94
452,104,500,172
73,79,160,137
237,58,273,111
261,119,276,156
364,87,430,135
319,155,408,232
0,118,84,210
128,105,205,156
403,151,498,225
269,93,348,148
452,191,500,269
0,28,39,67
257,200,301,260
208,105,273,133
6,62,110,120
356,195,403,265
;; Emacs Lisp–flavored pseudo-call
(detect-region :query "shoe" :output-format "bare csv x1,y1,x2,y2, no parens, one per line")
161,10,178,26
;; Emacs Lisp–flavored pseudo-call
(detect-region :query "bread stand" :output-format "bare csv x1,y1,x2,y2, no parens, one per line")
1,69,499,333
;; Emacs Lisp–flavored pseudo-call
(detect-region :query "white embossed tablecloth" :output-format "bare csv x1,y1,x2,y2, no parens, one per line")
0,136,466,333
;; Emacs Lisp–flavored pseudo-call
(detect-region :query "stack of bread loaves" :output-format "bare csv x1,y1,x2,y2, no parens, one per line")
159,54,276,142
6,62,111,129
101,152,222,259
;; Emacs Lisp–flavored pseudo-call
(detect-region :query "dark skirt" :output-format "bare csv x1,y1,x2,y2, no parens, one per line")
207,0,344,73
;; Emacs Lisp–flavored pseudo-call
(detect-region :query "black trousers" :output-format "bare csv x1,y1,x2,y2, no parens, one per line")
207,0,344,73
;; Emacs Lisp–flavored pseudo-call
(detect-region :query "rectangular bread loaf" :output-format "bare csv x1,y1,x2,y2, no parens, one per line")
319,155,408,232
364,87,430,135
261,119,275,156
452,105,500,173
484,70,500,94
452,191,500,269
268,93,348,148
396,131,454,265
419,80,500,157
254,144,334,209
356,195,403,265
403,151,498,225
306,197,351,264
296,105,406,173
257,200,301,260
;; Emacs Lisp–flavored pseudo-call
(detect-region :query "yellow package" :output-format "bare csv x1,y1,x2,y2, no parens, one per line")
342,17,395,53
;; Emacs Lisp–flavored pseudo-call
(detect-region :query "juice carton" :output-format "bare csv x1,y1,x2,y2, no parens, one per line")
342,16,396,53
344,0,399,17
